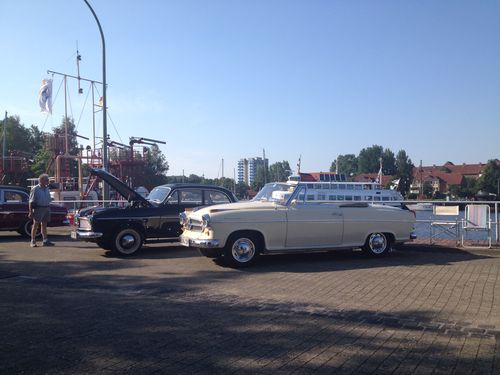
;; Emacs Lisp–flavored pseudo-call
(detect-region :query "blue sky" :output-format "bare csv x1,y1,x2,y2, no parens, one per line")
1,0,499,178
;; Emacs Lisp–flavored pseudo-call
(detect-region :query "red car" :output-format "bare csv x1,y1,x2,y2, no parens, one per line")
0,185,69,237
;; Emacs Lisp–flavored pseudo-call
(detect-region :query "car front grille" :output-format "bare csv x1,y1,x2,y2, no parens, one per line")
78,218,92,230
187,218,203,232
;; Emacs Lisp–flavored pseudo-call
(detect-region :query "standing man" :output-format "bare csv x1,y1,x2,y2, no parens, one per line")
28,174,54,247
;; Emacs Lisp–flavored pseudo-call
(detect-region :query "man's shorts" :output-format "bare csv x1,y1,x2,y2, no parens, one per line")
33,207,51,223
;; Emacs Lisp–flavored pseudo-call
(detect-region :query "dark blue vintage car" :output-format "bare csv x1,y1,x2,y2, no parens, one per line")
71,169,237,255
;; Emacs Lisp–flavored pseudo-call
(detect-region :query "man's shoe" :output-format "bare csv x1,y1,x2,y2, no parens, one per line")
42,240,55,247
30,241,37,247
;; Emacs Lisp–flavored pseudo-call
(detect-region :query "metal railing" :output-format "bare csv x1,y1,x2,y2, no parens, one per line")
406,200,499,244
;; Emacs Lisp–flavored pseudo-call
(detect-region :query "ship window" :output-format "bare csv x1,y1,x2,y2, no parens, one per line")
382,197,389,201
337,195,344,201
354,184,362,190
338,184,346,190
329,195,336,200
307,183,314,189
354,196,362,201
364,195,372,200
322,184,329,189
306,194,315,201
318,194,326,200
346,184,354,190
374,196,381,201
345,195,353,201
298,194,305,201
314,184,322,189
331,184,338,190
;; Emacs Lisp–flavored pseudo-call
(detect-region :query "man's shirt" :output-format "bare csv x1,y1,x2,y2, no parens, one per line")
29,185,52,207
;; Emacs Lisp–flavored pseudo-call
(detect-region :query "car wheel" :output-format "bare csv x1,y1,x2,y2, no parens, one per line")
19,220,41,238
111,227,143,256
223,232,260,268
198,248,221,259
362,232,391,257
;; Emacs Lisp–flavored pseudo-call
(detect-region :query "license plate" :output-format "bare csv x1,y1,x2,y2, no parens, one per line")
180,236,190,247
70,231,77,240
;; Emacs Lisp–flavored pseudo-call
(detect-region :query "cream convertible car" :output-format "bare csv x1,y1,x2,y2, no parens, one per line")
179,182,417,267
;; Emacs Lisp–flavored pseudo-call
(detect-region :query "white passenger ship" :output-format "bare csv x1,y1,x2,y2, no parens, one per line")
287,172,403,203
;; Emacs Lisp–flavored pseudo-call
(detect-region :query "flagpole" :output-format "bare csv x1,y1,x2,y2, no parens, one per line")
2,111,6,176
83,0,108,202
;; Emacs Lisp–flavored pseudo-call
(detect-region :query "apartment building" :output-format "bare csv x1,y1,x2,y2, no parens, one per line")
237,157,268,186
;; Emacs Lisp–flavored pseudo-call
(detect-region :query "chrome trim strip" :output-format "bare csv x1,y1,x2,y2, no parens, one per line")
72,230,103,239
179,236,220,248
94,216,174,221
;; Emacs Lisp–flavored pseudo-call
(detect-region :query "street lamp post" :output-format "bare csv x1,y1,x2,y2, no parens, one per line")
83,0,109,201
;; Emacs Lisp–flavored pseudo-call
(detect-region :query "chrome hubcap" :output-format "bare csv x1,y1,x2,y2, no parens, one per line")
120,234,136,248
369,233,387,254
231,238,255,263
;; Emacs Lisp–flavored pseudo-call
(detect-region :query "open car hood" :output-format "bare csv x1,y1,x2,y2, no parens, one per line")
90,168,149,205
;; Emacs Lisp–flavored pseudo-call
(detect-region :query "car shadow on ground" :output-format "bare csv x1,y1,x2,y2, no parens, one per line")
212,244,498,274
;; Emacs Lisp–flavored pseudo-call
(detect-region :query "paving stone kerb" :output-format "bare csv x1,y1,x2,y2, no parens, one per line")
1,231,499,374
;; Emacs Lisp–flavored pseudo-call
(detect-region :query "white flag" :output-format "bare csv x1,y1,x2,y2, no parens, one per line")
38,79,52,114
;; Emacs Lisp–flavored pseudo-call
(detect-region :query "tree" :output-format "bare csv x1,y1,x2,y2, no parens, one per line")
31,148,52,178
269,161,291,182
187,174,202,184
143,144,169,188
330,154,358,176
251,165,269,191
423,181,434,199
476,160,500,196
235,181,250,199
213,177,235,191
394,150,414,198
0,116,44,183
449,177,477,199
381,148,396,175
357,145,384,173
51,117,80,155
0,115,36,154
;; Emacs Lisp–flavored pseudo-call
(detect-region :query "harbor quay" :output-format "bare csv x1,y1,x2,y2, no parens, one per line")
1,228,499,374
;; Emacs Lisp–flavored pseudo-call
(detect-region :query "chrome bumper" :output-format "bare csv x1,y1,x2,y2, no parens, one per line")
71,230,103,240
179,235,220,248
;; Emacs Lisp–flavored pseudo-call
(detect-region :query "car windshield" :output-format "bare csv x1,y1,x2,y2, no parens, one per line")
147,186,171,204
252,183,297,204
